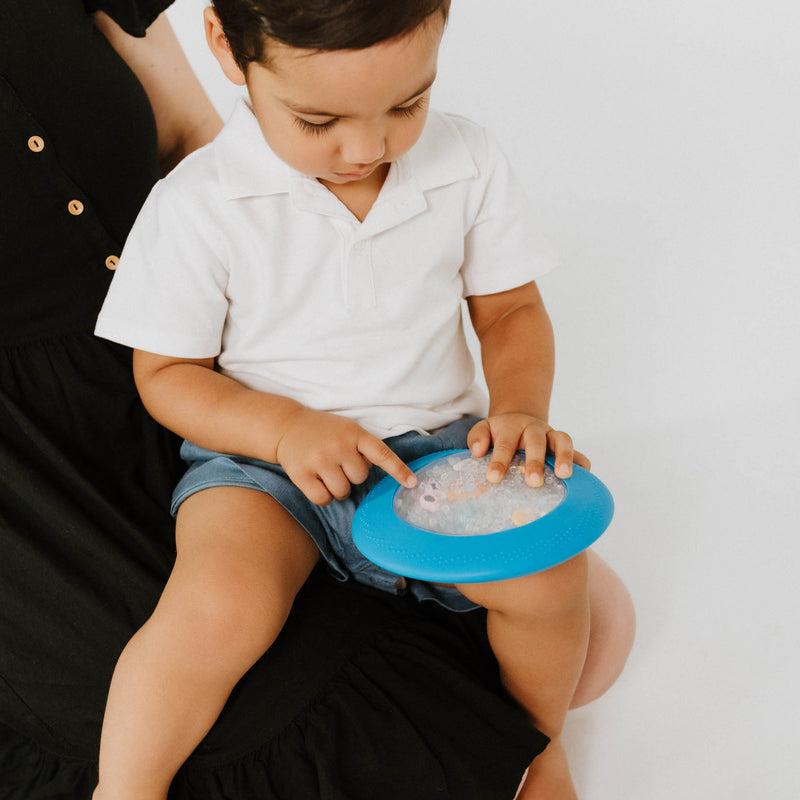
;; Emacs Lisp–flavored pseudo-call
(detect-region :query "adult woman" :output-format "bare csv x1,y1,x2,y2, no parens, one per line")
0,2,634,798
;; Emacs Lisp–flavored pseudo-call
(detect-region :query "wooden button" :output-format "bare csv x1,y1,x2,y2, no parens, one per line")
105,255,119,270
68,199,84,216
28,135,45,152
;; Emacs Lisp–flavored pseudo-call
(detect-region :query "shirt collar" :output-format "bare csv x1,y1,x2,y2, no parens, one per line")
402,109,478,191
215,99,290,199
215,98,478,202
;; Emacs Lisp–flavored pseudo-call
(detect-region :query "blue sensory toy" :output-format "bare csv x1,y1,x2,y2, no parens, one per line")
352,450,614,583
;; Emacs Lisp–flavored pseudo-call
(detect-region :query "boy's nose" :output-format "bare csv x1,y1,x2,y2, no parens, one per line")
341,126,386,167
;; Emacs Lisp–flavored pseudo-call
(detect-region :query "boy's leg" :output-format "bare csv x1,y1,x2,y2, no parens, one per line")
512,550,636,799
456,552,590,800
93,486,320,800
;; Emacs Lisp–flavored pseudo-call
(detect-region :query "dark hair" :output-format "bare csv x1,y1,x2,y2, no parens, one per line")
212,0,450,72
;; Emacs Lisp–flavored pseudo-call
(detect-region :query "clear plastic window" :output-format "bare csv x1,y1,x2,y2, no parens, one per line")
393,453,566,536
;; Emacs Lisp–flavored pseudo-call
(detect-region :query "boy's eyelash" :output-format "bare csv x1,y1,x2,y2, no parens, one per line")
390,96,428,118
293,117,337,136
292,96,428,136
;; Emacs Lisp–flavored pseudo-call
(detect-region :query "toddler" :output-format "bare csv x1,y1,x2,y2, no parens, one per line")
94,1,592,797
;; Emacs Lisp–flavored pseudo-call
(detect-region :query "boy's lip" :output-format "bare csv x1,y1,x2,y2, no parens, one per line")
334,164,379,180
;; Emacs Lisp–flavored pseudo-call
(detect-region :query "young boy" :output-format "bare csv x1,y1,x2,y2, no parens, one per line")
94,1,593,797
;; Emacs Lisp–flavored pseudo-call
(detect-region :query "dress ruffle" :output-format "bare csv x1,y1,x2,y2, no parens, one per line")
2,571,547,800
0,725,97,800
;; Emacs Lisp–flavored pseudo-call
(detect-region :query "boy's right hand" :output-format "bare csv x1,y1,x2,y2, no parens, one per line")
275,408,417,506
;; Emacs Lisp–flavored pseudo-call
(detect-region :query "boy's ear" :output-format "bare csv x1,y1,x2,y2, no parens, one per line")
204,6,247,86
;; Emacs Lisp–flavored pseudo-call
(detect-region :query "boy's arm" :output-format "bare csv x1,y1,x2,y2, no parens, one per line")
133,351,416,505
93,11,223,173
466,281,590,487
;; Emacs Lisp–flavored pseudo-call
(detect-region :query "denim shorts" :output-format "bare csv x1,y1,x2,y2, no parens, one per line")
171,416,481,612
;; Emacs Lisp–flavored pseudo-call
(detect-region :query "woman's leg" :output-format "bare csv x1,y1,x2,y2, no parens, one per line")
571,550,636,709
93,487,320,800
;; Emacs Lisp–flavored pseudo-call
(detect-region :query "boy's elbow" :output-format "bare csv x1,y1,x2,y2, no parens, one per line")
133,348,167,387
132,349,170,411
132,350,212,412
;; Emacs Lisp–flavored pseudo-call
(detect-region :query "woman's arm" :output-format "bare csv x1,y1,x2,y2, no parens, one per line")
93,10,222,173
466,280,590,486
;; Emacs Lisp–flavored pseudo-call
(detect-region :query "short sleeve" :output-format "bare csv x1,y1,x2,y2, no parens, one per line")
461,129,557,297
94,177,230,358
83,0,173,37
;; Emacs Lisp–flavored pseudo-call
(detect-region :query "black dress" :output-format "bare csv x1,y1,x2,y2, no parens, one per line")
0,1,547,798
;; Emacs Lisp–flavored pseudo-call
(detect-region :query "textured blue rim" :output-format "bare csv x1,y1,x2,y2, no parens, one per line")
352,449,614,583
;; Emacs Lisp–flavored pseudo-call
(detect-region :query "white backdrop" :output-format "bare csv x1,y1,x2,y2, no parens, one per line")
166,2,800,797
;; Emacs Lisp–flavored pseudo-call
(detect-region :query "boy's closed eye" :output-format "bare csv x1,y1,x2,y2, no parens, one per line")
293,116,338,135
292,95,429,136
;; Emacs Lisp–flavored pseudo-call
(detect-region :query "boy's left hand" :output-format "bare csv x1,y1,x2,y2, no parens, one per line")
467,413,591,487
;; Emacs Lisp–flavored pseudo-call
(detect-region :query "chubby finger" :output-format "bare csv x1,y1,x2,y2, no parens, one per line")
360,436,417,488
547,429,575,479
467,419,492,458
318,467,353,502
521,426,548,487
573,450,591,471
341,455,372,487
298,475,334,506
486,439,520,484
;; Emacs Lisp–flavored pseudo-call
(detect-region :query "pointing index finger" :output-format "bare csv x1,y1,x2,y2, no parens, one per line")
360,436,417,488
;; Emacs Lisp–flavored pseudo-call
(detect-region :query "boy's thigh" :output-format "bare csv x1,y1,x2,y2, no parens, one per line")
149,487,320,667
173,485,321,603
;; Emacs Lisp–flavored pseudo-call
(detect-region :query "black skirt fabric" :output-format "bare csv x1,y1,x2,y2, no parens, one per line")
1,566,545,800
0,1,547,797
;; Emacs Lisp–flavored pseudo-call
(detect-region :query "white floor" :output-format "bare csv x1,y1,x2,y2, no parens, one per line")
167,3,800,797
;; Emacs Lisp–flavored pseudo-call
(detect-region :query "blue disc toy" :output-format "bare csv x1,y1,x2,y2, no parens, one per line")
352,449,614,583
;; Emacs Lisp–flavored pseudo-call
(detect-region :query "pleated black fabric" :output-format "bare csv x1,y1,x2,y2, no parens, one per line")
0,1,548,797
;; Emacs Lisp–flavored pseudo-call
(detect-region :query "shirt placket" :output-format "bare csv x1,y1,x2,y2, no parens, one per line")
292,172,428,312
340,233,376,310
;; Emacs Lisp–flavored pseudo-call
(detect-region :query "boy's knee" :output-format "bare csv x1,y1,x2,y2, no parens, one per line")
458,551,589,617
155,574,294,671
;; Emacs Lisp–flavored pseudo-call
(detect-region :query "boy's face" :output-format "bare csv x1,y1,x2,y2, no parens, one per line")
208,11,444,191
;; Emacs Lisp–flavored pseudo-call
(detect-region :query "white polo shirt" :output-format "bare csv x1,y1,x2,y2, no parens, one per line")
95,100,556,438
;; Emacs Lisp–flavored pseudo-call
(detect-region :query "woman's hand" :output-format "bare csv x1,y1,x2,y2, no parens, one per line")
467,412,591,487
275,408,417,505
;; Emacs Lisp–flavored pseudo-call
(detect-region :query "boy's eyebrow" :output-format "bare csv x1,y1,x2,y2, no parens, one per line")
280,74,437,118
